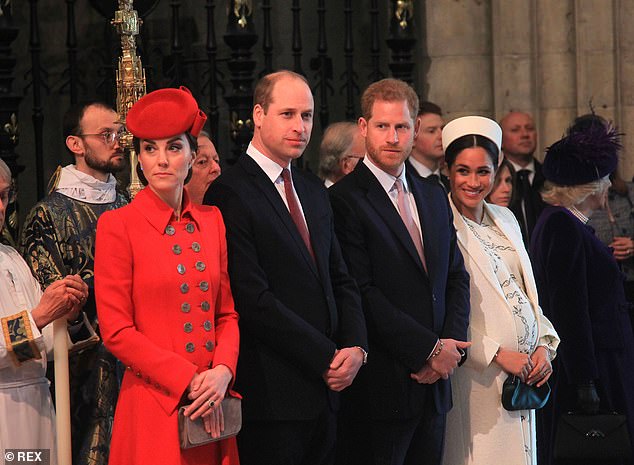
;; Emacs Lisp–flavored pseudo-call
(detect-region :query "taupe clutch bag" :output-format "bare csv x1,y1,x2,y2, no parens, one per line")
178,396,242,449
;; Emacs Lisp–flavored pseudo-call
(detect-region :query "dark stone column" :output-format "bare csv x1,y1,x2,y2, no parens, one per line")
223,0,257,164
0,1,24,244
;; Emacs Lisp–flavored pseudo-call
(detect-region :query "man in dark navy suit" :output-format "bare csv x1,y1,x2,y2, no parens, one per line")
204,70,368,465
500,111,546,245
330,78,470,465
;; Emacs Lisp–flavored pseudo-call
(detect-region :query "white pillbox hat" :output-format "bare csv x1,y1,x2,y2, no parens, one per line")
442,116,502,152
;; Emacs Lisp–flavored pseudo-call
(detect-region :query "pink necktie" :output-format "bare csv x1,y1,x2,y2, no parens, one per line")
281,168,315,260
394,179,427,271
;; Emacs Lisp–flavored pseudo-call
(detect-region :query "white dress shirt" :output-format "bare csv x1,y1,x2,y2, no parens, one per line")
363,157,424,245
246,143,309,229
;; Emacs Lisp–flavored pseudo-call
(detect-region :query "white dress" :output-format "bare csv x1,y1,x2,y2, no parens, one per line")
443,201,559,465
0,243,56,464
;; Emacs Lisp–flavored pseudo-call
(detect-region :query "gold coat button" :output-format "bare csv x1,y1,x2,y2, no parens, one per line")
201,301,210,312
192,242,201,252
181,302,191,313
205,341,214,351
165,225,176,236
199,281,209,292
184,322,193,333
185,342,195,353
177,264,186,275
180,283,189,294
172,244,182,255
186,223,195,233
203,320,212,331
195,261,206,272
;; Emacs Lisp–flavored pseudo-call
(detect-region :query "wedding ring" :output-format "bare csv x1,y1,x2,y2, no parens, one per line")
208,399,215,408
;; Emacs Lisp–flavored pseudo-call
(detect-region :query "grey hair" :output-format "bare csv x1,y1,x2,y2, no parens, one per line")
541,176,611,207
318,122,358,180
198,129,211,140
0,158,11,184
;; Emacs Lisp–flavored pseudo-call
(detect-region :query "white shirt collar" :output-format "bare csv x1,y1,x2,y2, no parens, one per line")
407,157,439,178
246,142,290,182
363,156,410,195
567,206,589,224
506,157,535,174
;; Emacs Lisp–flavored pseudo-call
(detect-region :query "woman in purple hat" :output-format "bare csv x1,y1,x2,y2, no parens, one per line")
530,117,634,465
95,87,240,465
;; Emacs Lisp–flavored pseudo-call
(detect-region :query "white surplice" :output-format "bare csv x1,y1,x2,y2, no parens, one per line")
0,243,56,464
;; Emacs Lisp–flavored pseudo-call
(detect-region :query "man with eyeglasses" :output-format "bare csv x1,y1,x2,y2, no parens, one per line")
318,121,365,187
19,101,128,465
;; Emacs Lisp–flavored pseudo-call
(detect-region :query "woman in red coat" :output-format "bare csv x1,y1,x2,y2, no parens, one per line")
95,87,240,465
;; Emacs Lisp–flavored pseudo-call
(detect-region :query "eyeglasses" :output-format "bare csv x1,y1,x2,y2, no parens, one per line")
0,187,14,205
77,130,125,146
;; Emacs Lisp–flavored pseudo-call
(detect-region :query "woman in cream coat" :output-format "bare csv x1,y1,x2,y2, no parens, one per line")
440,117,559,465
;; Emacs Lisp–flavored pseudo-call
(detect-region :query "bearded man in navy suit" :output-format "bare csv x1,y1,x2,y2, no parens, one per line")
204,70,368,465
329,78,470,465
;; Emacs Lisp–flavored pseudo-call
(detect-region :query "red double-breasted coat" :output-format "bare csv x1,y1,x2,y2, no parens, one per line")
95,188,240,465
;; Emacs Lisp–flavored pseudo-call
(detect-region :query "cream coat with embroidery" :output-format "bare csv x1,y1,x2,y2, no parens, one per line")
443,200,559,465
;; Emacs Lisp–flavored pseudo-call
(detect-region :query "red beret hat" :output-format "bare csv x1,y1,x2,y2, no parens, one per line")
126,86,207,139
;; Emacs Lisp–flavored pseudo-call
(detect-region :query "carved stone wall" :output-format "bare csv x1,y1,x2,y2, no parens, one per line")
419,0,634,178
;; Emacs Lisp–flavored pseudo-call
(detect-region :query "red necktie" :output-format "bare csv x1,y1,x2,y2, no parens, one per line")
394,179,427,271
281,168,315,260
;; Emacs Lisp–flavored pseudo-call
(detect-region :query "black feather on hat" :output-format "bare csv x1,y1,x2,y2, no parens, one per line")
543,118,621,186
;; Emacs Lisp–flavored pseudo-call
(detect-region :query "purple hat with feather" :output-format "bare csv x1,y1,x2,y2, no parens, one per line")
542,116,620,186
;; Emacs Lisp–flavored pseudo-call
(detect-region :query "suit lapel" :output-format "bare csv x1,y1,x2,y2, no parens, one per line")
240,156,319,277
293,171,326,275
486,204,540,308
450,198,507,303
358,164,425,272
408,174,435,277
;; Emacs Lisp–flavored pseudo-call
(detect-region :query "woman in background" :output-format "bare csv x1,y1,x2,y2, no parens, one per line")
185,130,221,205
95,87,240,465
442,116,559,465
486,158,515,207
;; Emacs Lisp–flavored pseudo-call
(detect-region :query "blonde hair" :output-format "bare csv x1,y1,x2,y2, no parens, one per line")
541,176,611,207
